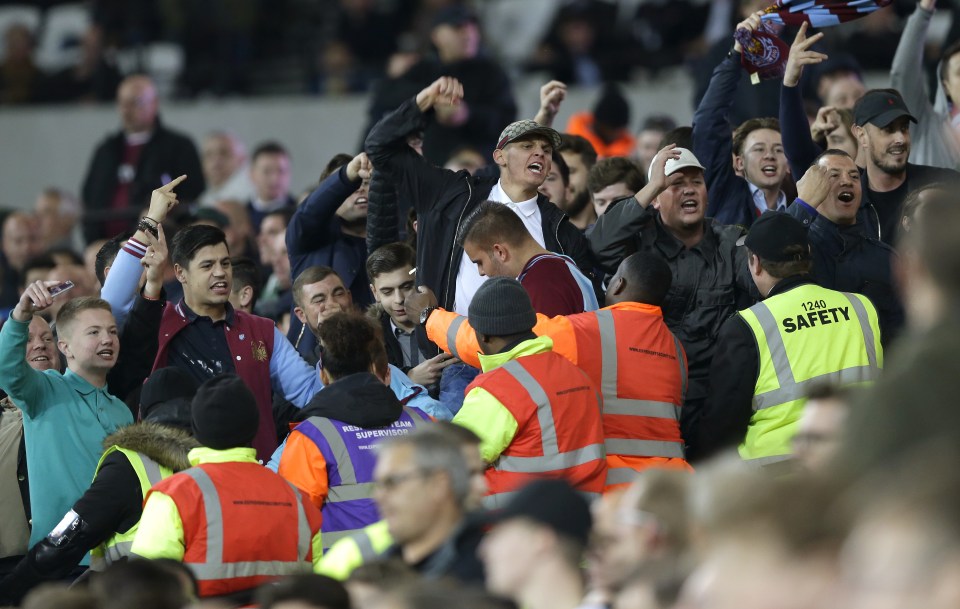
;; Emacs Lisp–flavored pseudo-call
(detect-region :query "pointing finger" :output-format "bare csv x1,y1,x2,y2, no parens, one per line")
159,174,187,192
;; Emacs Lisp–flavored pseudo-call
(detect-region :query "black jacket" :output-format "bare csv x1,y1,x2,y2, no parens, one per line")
0,423,196,605
366,167,405,255
81,118,204,242
108,291,166,415
588,198,755,453
696,275,811,461
364,57,516,165
786,202,904,345
382,510,487,585
295,372,403,428
858,162,960,245
365,97,594,313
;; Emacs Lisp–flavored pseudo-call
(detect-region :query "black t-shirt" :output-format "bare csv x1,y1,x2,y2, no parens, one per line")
866,180,909,245
862,163,960,244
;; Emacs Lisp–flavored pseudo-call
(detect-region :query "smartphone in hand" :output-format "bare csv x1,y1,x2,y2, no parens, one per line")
48,281,75,297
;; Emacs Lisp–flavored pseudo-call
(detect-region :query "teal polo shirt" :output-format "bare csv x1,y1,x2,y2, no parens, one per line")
0,318,133,549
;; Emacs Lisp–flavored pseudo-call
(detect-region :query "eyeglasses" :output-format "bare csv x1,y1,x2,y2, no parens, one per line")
373,469,433,492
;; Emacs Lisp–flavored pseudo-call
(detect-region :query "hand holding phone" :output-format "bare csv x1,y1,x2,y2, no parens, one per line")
47,281,75,297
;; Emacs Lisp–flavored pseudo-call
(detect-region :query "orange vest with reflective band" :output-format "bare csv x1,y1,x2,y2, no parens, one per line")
429,303,691,489
566,307,690,488
565,112,637,158
150,462,323,598
467,352,607,506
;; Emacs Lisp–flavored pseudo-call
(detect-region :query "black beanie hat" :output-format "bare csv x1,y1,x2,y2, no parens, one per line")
468,277,537,337
140,367,198,431
191,374,259,450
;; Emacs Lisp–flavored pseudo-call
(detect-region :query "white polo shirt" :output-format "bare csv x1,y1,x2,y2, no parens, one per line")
453,181,545,315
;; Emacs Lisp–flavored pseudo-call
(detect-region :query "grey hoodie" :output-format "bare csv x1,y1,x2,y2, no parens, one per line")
890,5,960,170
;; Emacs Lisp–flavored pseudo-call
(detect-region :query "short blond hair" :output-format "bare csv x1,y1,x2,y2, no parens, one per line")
56,297,113,338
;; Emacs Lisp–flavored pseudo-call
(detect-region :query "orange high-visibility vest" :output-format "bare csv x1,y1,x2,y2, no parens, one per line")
467,351,607,506
149,462,323,598
429,302,691,490
565,112,637,159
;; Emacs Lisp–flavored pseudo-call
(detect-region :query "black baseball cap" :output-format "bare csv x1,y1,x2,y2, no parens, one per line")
744,212,810,262
853,89,917,128
483,479,592,546
432,5,477,29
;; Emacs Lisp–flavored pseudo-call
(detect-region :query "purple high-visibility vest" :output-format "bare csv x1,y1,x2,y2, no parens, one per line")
293,407,431,549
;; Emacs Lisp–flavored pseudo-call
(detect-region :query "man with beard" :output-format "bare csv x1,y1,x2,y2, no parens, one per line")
558,134,599,231
852,89,960,244
788,150,905,343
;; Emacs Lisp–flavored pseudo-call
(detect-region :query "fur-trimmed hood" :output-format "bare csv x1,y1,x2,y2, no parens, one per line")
102,422,199,472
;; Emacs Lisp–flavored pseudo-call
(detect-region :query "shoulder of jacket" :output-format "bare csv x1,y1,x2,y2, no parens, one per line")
105,422,198,472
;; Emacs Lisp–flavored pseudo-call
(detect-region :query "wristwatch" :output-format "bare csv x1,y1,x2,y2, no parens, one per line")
419,306,436,326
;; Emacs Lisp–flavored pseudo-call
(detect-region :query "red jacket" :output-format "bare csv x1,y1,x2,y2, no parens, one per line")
465,347,607,505
150,460,322,598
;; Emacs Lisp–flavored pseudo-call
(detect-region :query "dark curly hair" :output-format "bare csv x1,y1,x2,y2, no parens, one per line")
317,312,388,380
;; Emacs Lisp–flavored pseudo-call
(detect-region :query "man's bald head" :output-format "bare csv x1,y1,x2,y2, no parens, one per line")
2,212,43,272
203,131,247,187
117,75,158,133
604,252,673,307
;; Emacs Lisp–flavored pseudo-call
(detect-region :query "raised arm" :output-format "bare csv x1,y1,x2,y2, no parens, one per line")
107,225,168,404
287,155,368,258
0,281,63,416
891,1,937,127
692,11,761,220
364,78,467,217
588,145,681,274
101,175,185,325
780,23,829,178
533,81,568,127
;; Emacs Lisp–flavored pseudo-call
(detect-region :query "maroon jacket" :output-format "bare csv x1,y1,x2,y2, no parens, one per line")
153,301,278,459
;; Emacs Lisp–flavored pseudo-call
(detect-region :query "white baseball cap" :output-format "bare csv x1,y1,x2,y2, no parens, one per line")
647,147,706,182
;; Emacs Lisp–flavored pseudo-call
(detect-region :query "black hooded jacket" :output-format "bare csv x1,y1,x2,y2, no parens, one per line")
295,372,405,428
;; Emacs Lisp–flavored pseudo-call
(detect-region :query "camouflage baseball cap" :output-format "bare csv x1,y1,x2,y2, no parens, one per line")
495,120,562,151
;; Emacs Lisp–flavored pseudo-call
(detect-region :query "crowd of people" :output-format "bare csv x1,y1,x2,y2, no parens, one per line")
2,0,960,608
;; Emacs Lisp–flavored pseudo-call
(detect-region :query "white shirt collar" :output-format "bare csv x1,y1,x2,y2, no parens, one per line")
488,180,539,217
747,181,787,214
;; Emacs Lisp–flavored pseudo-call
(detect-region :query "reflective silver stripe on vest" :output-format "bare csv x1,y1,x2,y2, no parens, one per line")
321,528,363,548
305,416,369,506
483,489,600,510
605,439,685,459
354,528,379,561
97,453,167,568
750,298,879,411
181,468,311,580
604,398,680,419
595,310,682,423
493,359,605,474
141,454,165,486
606,467,639,487
286,481,311,560
188,560,310,579
743,453,793,466
99,541,133,567
843,293,880,372
306,413,425,504
446,316,466,360
672,334,688,399
306,417,357,486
